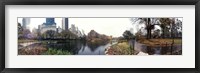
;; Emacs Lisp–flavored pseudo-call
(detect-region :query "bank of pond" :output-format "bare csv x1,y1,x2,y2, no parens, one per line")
18,39,182,55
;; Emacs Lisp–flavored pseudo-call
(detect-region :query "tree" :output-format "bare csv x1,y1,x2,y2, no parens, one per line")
18,23,23,39
131,18,182,39
22,29,31,39
174,19,182,38
152,29,161,38
59,30,78,39
123,30,134,40
130,18,149,39
60,30,69,39
130,18,159,39
159,18,182,38
42,30,56,39
159,18,172,38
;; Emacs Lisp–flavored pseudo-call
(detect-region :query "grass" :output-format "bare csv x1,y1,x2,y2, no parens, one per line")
106,41,133,55
18,46,72,55
116,42,132,55
43,48,72,55
138,39,182,46
18,39,38,43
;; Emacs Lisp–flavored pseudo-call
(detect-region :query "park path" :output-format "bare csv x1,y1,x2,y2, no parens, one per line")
18,42,40,49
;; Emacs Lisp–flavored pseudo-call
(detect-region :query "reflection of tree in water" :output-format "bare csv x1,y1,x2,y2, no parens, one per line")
146,46,168,55
71,40,86,54
86,42,108,52
161,46,182,55
146,46,155,55
145,46,179,55
46,40,87,55
87,43,100,52
160,46,170,55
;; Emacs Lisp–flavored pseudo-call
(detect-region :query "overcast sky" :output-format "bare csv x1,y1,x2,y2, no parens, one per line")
18,18,133,37
18,18,182,37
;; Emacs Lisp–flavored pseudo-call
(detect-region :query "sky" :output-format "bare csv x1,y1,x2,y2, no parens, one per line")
18,18,182,37
18,18,134,37
18,18,62,30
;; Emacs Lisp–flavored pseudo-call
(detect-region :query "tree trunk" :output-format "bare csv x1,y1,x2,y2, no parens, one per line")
146,18,152,39
149,29,152,39
147,29,151,39
146,29,149,39
171,18,175,54
162,28,165,39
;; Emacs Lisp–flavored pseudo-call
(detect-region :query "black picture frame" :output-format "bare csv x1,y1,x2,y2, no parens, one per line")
0,0,199,73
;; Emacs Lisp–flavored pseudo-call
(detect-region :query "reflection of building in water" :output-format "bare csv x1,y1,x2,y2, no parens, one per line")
22,18,30,29
39,18,57,34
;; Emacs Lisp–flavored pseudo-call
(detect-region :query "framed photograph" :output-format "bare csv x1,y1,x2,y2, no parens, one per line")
0,0,199,73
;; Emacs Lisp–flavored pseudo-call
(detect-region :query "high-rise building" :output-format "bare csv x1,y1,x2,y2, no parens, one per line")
70,24,76,33
40,18,57,34
46,18,56,25
69,24,83,37
56,26,62,33
38,25,41,32
22,18,30,29
62,18,68,30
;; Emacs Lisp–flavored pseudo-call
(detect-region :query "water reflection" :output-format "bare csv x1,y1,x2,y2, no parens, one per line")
134,41,182,55
19,40,182,55
46,40,110,55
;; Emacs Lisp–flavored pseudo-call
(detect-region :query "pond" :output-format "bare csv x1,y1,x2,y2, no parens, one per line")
47,40,112,55
134,41,182,55
18,40,182,55
19,40,112,55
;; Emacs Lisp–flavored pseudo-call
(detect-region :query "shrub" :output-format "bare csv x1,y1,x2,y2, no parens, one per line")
43,48,72,55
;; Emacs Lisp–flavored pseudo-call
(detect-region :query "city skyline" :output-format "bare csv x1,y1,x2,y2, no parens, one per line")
18,17,183,55
18,18,134,37
18,18,182,37
22,18,30,29
18,18,63,31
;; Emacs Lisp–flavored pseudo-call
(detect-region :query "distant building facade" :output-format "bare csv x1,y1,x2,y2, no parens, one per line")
46,18,56,25
62,18,68,31
22,18,30,29
40,18,57,34
56,26,62,33
69,24,83,37
32,28,38,38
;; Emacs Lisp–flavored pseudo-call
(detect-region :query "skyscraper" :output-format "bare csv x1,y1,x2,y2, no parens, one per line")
46,18,56,25
62,18,68,30
22,18,30,29
40,18,57,34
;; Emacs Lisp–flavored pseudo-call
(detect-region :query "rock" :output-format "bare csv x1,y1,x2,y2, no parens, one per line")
137,52,149,55
86,30,110,45
87,30,100,38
